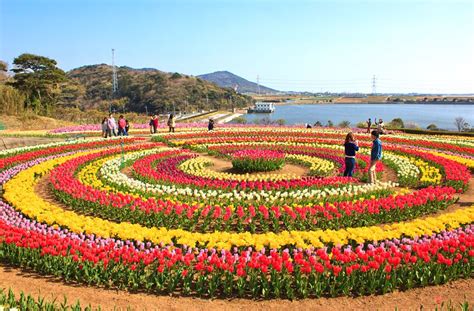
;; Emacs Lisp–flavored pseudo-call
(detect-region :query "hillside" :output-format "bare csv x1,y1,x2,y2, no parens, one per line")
198,71,279,94
62,65,253,114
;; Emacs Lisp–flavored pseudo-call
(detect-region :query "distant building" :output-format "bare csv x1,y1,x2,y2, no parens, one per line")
248,102,276,113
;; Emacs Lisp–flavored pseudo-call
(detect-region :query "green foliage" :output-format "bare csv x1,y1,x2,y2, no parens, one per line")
338,120,351,128
327,120,334,127
314,121,323,127
0,85,25,115
233,116,247,124
9,53,67,115
427,123,439,131
232,157,285,173
0,288,100,310
389,118,404,128
356,121,366,128
171,72,182,79
276,119,286,126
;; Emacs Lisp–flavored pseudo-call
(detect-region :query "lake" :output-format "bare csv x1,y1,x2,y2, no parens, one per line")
240,103,474,130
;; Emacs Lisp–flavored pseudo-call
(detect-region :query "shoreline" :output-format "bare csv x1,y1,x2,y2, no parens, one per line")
273,101,474,106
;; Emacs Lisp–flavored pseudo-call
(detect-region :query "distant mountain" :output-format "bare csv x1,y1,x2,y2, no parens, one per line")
198,71,279,94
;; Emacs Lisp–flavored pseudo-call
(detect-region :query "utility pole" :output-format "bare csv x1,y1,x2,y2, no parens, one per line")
372,75,377,95
257,74,261,95
110,49,118,113
112,49,118,95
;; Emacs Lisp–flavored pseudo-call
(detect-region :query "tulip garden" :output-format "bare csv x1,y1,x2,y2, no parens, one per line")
0,126,473,300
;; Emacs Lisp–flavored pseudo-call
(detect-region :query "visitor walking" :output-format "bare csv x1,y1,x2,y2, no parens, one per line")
343,132,359,177
118,115,127,136
167,114,176,133
369,130,383,183
208,118,214,131
101,117,108,138
107,114,117,137
366,118,372,133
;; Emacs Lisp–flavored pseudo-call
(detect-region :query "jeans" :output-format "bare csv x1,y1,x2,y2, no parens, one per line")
118,127,127,136
343,157,356,177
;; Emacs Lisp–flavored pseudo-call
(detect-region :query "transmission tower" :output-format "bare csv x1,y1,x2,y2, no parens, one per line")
257,75,260,95
112,49,118,96
372,75,376,95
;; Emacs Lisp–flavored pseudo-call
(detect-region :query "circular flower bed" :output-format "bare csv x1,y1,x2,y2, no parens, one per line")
231,149,285,172
0,127,473,299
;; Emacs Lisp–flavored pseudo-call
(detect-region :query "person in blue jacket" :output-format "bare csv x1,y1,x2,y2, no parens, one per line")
369,130,383,183
343,132,359,177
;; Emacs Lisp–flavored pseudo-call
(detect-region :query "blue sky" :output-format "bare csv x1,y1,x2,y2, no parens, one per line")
1,0,473,93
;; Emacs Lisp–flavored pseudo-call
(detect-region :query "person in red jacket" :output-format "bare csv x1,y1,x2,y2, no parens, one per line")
118,115,127,136
151,115,159,134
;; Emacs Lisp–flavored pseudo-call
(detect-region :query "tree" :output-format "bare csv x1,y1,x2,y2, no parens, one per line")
427,124,438,131
327,120,334,127
390,118,404,128
454,117,470,132
314,121,322,127
276,119,286,126
0,85,25,115
10,53,67,115
0,61,8,82
233,116,247,124
338,120,351,128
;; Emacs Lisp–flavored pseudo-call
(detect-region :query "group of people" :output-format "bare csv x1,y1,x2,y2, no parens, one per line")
343,130,382,183
101,114,129,138
367,118,384,134
108,114,214,135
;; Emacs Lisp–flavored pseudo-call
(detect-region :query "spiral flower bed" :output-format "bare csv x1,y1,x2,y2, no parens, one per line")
0,127,473,299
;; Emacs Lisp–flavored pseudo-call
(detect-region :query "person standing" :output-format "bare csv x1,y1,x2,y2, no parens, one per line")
107,114,117,137
377,119,385,134
118,115,127,136
149,116,154,134
208,118,214,131
369,130,383,183
167,114,176,133
125,119,130,136
152,114,158,134
343,132,359,177
101,117,108,138
366,118,372,133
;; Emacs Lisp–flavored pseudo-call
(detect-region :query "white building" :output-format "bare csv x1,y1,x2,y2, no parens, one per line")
249,102,276,113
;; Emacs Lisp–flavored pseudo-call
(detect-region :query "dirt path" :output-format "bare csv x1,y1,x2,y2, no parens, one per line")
0,266,472,310
0,137,64,151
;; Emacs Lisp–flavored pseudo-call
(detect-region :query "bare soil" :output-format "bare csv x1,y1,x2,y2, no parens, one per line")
0,137,64,151
0,115,74,131
200,154,310,177
0,266,472,310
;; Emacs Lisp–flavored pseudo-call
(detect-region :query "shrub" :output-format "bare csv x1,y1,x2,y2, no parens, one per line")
427,123,439,131
231,150,285,172
338,120,351,128
389,118,404,128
